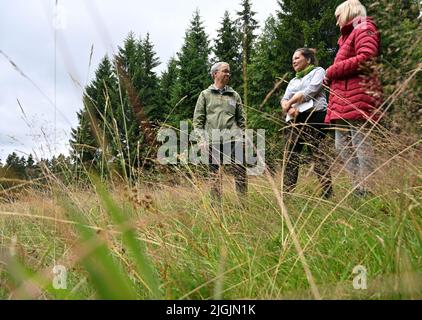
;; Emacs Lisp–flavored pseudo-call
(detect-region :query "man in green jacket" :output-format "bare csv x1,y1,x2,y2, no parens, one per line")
193,62,247,205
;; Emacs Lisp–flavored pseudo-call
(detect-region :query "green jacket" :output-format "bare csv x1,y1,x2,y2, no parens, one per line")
193,85,246,136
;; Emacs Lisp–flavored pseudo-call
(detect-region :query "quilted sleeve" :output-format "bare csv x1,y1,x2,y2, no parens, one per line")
326,23,379,80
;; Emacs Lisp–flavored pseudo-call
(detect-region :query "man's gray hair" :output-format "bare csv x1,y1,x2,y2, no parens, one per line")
210,62,229,78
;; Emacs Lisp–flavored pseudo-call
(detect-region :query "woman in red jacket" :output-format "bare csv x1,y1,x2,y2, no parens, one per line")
325,0,382,196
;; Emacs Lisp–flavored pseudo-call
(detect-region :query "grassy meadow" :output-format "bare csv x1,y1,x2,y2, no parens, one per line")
0,132,421,300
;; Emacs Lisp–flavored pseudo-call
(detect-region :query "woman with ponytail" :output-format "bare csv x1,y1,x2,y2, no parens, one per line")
281,48,333,198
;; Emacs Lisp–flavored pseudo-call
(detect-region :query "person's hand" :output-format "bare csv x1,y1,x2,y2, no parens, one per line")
287,107,299,118
281,100,291,113
323,76,331,87
292,92,305,104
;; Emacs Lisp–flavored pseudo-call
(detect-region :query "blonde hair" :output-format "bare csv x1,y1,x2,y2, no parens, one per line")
335,0,367,26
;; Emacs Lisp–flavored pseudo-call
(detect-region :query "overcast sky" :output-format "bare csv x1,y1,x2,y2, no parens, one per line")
0,0,278,162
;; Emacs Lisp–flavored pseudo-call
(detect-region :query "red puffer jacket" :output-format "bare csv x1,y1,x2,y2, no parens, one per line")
325,16,383,123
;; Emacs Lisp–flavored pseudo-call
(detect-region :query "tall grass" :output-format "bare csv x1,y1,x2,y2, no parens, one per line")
0,139,421,299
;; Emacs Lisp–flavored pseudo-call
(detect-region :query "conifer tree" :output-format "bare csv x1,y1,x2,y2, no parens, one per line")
236,0,259,107
249,15,281,123
171,10,211,123
236,0,259,65
159,57,179,124
5,152,26,179
213,11,242,93
25,153,36,179
138,33,162,122
26,154,35,168
115,33,150,171
70,55,119,170
116,32,139,80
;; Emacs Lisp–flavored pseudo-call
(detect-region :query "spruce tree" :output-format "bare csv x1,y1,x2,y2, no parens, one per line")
116,32,139,80
171,10,211,123
115,31,143,141
70,108,97,165
213,11,242,93
115,33,150,172
5,152,26,179
236,0,259,107
159,57,179,124
138,33,162,122
26,154,35,168
25,153,36,179
249,15,282,121
236,0,259,65
70,55,120,171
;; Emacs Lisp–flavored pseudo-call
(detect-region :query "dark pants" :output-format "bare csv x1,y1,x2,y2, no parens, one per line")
283,111,333,197
209,141,248,204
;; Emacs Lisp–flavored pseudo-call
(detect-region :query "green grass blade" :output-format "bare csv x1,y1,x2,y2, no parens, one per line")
92,176,162,299
59,195,138,300
1,252,81,300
